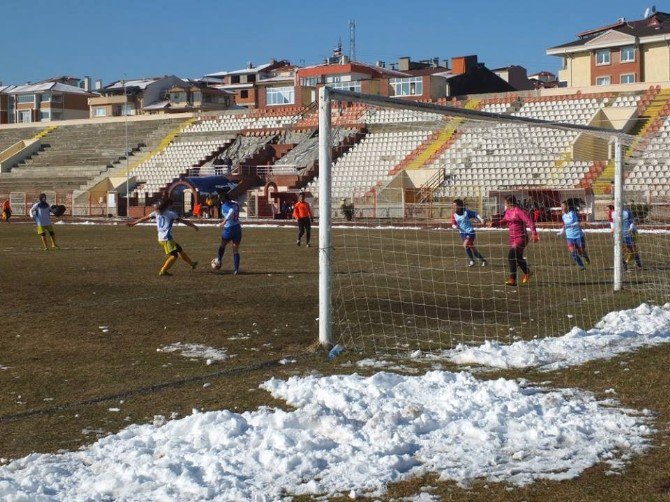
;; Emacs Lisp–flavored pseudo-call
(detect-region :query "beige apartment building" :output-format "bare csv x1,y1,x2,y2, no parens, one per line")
547,10,670,87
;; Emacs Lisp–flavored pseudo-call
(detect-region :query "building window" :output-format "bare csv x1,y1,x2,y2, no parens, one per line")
240,90,249,99
18,110,32,122
266,86,295,106
595,49,611,65
326,75,343,84
620,73,636,84
621,46,636,63
327,81,362,92
192,91,202,103
40,110,50,120
41,93,51,102
390,77,424,96
596,76,611,86
51,94,63,103
17,94,35,104
300,76,318,87
170,92,187,103
94,107,107,117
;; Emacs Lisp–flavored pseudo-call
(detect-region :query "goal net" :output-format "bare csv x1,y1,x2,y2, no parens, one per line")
314,88,670,355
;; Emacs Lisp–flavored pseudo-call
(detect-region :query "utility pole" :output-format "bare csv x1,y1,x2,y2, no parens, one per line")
123,77,129,218
349,20,356,62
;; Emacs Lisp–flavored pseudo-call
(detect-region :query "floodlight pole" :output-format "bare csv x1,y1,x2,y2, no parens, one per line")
613,136,623,292
124,78,130,218
318,86,333,347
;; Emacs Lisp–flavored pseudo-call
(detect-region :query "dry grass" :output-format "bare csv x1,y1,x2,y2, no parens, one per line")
1,221,669,500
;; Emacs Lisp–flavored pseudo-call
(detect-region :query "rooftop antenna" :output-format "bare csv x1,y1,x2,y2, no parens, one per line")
349,19,356,62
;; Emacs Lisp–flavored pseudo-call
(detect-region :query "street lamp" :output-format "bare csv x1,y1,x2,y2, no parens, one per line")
123,77,129,218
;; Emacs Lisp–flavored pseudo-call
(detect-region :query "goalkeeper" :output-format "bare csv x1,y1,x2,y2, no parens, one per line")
556,201,590,270
489,195,539,286
450,199,487,267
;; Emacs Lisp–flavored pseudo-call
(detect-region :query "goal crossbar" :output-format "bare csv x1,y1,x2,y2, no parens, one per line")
326,88,631,139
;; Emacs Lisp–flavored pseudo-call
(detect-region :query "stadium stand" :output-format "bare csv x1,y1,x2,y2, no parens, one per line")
306,128,435,200
0,118,184,195
4,86,670,216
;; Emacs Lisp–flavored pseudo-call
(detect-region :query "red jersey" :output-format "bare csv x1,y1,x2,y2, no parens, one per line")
293,201,312,220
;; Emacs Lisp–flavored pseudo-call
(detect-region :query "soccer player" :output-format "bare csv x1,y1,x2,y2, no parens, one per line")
556,201,590,270
127,197,199,276
293,192,313,247
1,199,11,223
213,192,242,275
612,206,642,271
490,195,539,286
451,199,487,267
29,193,58,250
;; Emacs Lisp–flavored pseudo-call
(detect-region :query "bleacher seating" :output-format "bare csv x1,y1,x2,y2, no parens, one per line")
190,111,301,133
132,138,227,196
0,126,44,153
4,87,670,210
306,129,433,200
358,108,443,124
0,119,183,195
626,116,670,197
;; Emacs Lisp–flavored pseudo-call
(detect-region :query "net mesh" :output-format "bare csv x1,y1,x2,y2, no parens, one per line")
312,92,670,355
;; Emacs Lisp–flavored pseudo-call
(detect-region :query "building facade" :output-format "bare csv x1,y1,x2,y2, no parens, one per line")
88,76,187,117
204,60,294,109
547,10,670,87
5,78,93,123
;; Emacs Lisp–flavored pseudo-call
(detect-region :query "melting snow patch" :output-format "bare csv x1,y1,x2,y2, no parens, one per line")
157,342,229,362
442,303,670,371
0,371,653,500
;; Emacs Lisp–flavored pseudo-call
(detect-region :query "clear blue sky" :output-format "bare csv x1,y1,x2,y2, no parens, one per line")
0,0,657,85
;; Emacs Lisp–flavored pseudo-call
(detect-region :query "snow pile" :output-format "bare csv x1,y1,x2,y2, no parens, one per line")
157,342,230,362
444,303,670,371
0,371,652,500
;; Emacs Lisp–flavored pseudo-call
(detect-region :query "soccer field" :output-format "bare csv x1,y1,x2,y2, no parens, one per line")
1,221,670,499
0,222,319,453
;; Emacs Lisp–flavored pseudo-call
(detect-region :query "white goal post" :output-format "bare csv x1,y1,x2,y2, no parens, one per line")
317,86,667,352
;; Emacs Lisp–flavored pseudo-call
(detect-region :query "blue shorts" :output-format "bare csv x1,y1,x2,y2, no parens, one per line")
623,234,636,247
460,233,476,245
222,225,242,244
566,237,585,248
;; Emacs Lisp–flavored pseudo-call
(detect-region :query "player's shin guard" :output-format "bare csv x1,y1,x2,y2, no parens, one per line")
160,255,177,274
465,248,474,260
473,248,485,262
571,250,584,268
217,246,225,262
233,252,240,272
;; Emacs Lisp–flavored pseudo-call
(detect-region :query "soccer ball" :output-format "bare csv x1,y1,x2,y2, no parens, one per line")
211,258,221,270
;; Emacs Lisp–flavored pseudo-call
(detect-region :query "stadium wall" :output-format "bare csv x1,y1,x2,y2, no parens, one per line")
0,111,194,130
